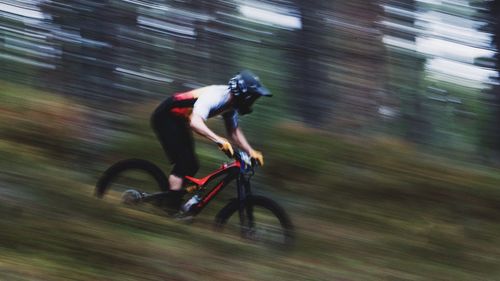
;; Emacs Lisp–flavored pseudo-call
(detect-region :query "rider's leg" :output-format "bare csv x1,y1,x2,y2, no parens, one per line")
168,174,183,190
151,105,199,212
151,101,182,191
164,126,199,212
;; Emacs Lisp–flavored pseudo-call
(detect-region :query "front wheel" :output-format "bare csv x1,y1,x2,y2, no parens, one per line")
215,196,294,249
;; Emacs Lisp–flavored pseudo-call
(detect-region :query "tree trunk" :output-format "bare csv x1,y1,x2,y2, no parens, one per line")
485,0,500,154
293,0,331,127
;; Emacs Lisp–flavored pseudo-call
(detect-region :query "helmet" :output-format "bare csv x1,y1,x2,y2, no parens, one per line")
228,70,272,97
228,70,271,115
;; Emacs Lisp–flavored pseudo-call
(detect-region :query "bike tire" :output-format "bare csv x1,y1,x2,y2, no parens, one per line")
95,158,168,198
214,195,294,249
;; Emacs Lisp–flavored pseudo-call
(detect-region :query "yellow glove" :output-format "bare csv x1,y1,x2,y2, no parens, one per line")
217,139,234,158
250,149,264,166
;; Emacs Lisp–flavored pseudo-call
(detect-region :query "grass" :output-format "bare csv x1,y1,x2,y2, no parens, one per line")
1,81,500,280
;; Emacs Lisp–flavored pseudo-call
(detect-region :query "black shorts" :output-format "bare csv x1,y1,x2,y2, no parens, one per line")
150,97,199,178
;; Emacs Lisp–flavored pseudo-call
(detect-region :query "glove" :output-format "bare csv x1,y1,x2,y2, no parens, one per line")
217,138,234,158
250,149,264,166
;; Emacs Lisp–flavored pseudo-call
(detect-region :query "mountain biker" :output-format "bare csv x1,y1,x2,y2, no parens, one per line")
150,70,272,212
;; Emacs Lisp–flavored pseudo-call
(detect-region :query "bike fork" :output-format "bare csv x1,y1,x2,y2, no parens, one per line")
237,176,255,238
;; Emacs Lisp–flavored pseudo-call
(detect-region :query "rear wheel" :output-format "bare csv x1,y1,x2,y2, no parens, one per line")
95,159,168,206
215,196,294,249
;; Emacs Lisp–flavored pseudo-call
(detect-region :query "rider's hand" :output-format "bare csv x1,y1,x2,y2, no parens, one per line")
250,149,264,166
217,138,234,158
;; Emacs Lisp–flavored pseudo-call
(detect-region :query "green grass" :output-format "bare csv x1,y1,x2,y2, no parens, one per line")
1,82,500,280
2,132,500,281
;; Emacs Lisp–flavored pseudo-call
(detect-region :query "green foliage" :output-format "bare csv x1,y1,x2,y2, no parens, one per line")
2,120,500,280
0,81,87,160
2,66,500,280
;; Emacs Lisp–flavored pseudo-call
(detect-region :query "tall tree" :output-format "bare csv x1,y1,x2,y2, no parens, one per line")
382,0,428,142
293,0,385,130
327,1,385,132
483,0,500,155
40,0,121,103
293,0,331,127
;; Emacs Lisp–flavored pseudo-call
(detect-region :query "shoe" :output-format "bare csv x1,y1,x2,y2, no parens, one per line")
162,190,186,215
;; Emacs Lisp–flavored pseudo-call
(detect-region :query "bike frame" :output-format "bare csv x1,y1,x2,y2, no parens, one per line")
137,152,254,217
185,158,253,215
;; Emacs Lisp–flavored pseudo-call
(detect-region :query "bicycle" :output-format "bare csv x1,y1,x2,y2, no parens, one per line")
95,150,294,248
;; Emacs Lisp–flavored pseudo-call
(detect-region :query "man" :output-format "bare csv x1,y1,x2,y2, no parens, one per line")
150,70,272,212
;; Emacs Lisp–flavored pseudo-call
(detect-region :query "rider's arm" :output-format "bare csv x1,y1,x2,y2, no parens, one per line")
228,126,264,165
228,126,253,154
190,113,226,145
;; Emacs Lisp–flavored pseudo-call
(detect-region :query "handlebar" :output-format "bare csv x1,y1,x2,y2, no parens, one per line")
232,149,257,168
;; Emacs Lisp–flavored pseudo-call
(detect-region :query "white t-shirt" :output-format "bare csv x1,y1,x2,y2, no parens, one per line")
191,85,239,128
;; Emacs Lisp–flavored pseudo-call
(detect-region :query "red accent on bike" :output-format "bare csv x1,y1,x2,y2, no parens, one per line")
199,181,224,207
185,161,240,187
184,175,206,186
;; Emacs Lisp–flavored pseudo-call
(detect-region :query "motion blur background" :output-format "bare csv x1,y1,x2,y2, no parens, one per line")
1,0,500,280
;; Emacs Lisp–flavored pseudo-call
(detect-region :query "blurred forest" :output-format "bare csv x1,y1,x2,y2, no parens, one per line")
1,0,500,280
2,0,500,157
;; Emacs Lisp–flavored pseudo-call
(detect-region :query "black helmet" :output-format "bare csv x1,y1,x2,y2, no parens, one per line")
228,70,271,115
228,70,272,97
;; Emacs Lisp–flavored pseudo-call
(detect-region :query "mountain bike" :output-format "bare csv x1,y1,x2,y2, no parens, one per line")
95,150,294,248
